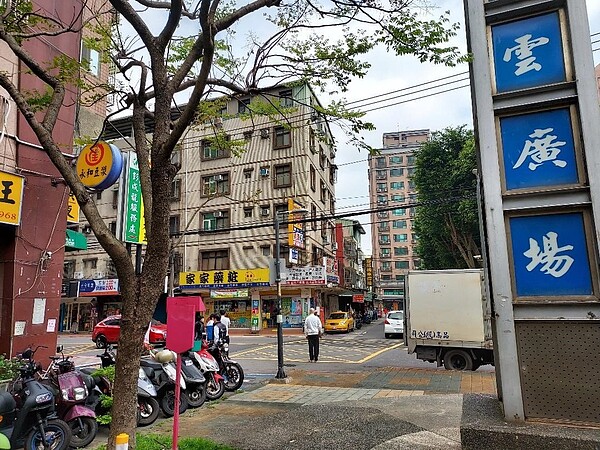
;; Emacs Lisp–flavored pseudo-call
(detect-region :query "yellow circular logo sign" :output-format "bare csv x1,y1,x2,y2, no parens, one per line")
76,142,123,190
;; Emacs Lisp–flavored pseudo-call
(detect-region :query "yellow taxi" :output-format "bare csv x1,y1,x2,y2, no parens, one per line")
324,311,355,333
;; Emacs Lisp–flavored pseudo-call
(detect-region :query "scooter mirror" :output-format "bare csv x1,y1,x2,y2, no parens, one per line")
56,345,63,353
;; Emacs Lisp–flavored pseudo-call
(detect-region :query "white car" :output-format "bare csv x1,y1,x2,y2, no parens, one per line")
384,310,404,338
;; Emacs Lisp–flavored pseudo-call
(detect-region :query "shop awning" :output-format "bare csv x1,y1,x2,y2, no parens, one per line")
66,229,87,251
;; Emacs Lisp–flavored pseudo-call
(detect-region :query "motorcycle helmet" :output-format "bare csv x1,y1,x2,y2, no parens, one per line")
155,349,174,363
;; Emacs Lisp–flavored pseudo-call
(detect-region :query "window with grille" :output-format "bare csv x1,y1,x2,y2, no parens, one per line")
202,174,230,196
201,139,229,160
202,211,229,231
390,168,404,177
394,234,408,242
310,165,316,191
394,247,409,256
201,249,229,270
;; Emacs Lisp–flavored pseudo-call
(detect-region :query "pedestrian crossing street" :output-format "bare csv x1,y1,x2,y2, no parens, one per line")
233,337,404,364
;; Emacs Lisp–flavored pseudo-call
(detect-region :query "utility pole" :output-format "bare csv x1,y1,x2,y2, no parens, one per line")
274,211,286,379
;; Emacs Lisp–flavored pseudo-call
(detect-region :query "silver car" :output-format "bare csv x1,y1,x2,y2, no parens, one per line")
384,310,404,338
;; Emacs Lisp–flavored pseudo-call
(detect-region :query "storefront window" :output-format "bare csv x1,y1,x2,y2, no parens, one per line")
212,300,251,328
262,297,304,328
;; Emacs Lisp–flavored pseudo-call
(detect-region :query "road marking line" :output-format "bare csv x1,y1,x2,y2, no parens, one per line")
355,342,403,363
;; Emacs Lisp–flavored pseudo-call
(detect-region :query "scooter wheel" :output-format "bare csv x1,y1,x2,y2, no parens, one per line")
224,363,244,392
25,418,72,450
137,396,160,426
206,375,225,401
68,416,98,448
160,389,189,417
187,383,206,408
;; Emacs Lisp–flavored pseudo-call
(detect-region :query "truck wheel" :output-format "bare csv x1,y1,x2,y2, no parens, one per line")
443,350,473,371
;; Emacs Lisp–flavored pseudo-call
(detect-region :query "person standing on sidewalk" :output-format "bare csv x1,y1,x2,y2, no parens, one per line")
219,309,231,343
304,308,323,362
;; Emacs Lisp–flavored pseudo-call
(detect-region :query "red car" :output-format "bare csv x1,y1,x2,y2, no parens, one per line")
92,315,167,348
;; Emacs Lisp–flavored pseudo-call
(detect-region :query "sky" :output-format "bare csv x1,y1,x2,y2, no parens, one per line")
331,1,600,255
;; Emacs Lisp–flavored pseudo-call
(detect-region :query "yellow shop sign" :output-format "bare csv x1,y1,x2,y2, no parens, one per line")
0,170,24,226
180,268,270,289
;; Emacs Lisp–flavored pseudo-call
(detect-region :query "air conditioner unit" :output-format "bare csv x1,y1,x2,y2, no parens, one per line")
261,208,270,216
214,211,224,218
322,236,330,245
73,271,84,279
259,168,269,177
93,271,106,279
260,128,270,139
332,242,338,251
310,112,319,122
82,225,92,234
214,175,224,181
213,117,223,129
376,188,386,193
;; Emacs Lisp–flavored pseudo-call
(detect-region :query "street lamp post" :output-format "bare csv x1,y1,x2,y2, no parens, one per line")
274,208,307,379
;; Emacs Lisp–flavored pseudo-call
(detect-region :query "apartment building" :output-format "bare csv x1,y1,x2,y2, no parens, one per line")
368,129,429,311
64,82,340,331
0,1,110,357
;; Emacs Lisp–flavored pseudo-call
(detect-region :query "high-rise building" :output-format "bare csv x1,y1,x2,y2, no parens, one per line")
368,129,429,311
64,83,342,331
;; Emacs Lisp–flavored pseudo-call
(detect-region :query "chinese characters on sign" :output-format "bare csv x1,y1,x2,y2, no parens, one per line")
510,213,592,296
287,199,306,250
75,142,123,190
492,12,566,93
79,279,120,296
0,170,24,226
411,329,450,340
123,152,147,244
67,192,80,224
179,268,270,289
500,108,578,191
282,265,326,285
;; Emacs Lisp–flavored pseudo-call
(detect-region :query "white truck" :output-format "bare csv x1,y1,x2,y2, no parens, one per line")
404,269,494,371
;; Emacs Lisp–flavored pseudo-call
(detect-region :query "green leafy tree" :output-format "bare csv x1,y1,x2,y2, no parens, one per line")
0,1,466,447
413,126,480,269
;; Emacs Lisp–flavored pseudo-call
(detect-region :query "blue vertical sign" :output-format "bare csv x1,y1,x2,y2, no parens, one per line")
492,12,566,93
500,108,579,191
509,213,592,296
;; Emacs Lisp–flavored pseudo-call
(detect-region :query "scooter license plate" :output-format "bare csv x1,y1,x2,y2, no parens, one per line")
184,359,193,366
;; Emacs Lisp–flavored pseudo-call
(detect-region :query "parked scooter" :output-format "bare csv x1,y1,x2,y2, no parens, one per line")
355,313,363,330
0,346,71,450
140,349,189,417
206,341,244,392
187,344,225,400
81,345,161,427
43,346,97,448
173,353,207,408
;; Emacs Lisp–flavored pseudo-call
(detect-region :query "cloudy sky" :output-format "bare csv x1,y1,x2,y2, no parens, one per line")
331,1,600,254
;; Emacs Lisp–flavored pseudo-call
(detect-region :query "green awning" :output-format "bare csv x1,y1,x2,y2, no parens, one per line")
65,229,87,251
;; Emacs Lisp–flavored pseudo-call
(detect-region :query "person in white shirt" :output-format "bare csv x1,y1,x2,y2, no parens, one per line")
219,309,231,343
304,308,323,362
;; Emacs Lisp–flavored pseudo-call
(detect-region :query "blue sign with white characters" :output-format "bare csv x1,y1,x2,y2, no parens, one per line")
500,108,578,191
510,213,592,297
492,12,566,93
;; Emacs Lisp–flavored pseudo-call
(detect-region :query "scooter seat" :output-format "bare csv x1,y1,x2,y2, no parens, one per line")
79,367,97,375
141,366,154,379
79,372,95,391
139,358,163,370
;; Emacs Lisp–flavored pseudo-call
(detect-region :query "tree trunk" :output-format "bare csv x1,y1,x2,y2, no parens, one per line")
107,289,153,449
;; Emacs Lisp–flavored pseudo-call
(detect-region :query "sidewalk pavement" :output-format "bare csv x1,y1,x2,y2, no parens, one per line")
146,367,497,450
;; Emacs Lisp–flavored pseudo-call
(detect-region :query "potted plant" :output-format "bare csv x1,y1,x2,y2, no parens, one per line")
0,354,21,391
